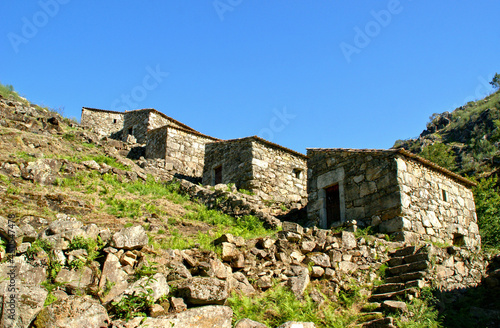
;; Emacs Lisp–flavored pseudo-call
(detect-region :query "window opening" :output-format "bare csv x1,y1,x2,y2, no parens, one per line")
214,166,222,185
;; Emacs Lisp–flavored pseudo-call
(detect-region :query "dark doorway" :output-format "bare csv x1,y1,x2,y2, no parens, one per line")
325,184,341,227
214,166,222,185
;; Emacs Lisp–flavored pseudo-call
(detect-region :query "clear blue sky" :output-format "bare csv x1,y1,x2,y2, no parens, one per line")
1,1,498,153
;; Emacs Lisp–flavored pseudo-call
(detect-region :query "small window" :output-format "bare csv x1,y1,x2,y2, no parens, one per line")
214,166,222,185
113,119,117,124
453,234,465,247
441,190,448,202
293,168,303,179
128,127,133,135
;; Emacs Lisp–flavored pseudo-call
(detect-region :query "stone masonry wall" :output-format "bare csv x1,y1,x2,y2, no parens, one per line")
307,150,401,229
166,127,217,178
395,155,480,249
202,139,254,189
146,126,218,178
145,127,168,160
81,108,124,139
251,141,307,204
122,110,153,144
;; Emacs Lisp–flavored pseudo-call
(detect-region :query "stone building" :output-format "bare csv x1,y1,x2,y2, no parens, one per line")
146,125,220,179
81,107,198,144
307,148,480,248
202,136,308,204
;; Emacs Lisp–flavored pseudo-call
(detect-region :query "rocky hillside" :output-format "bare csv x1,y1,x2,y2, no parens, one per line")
0,86,499,327
394,89,500,178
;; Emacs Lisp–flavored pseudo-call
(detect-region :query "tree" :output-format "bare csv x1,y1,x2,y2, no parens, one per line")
419,142,456,171
473,176,500,248
490,73,500,90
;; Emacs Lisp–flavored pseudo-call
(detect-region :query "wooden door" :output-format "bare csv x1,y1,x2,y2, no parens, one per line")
325,184,341,227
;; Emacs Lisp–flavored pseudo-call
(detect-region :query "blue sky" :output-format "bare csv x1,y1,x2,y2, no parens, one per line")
1,1,498,153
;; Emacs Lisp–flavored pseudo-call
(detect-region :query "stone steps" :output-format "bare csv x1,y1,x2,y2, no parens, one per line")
369,246,428,303
368,288,418,302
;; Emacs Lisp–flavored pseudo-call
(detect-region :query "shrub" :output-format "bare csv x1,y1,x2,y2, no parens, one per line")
473,176,500,248
419,143,456,171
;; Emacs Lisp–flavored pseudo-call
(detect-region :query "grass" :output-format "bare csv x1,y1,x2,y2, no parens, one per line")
229,284,359,328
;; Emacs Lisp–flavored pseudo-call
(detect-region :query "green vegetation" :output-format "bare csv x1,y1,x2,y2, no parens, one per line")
473,176,500,248
109,277,156,320
229,285,356,327
419,143,456,171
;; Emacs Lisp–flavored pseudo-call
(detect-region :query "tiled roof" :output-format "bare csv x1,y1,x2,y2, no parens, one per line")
148,124,220,141
82,107,124,115
213,136,308,159
81,107,199,133
306,147,476,187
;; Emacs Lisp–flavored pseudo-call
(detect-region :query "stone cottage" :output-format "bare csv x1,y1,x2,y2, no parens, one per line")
81,107,198,144
306,148,480,248
146,125,220,179
202,136,308,204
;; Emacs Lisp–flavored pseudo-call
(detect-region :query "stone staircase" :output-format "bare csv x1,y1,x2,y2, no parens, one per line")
369,246,429,302
359,246,431,328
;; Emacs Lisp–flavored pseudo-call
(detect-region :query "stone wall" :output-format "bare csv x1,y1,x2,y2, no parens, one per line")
203,137,307,204
307,149,479,249
395,155,480,249
251,140,307,203
202,139,254,189
146,126,219,179
81,108,124,139
307,149,400,229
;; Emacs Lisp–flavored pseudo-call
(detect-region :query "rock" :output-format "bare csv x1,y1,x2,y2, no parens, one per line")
258,237,276,249
214,233,245,247
137,305,233,328
277,322,315,328
282,221,304,235
228,272,256,295
170,297,187,313
256,275,273,289
311,266,325,278
3,163,21,177
23,158,61,184
20,223,37,242
0,216,23,251
33,295,110,328
290,251,305,263
167,262,192,281
235,318,269,328
305,252,331,268
149,303,166,317
82,160,101,170
0,281,48,328
55,267,94,294
301,240,316,253
176,277,229,305
111,225,148,250
382,300,408,313
341,231,357,250
338,261,358,273
287,266,310,298
221,242,239,261
98,253,129,303
113,273,169,304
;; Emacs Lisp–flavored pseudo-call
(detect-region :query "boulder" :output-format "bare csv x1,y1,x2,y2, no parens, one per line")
228,272,256,295
55,267,94,294
23,158,61,185
287,266,310,298
341,231,357,250
98,253,129,303
33,296,110,328
0,216,23,251
0,281,47,328
235,318,269,328
304,253,331,268
111,225,148,250
113,273,168,304
138,305,233,328
176,277,229,305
